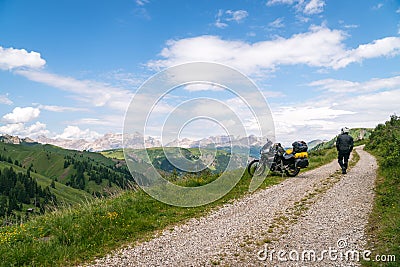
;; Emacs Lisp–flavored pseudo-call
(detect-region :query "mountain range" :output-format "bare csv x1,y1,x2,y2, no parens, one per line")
33,133,271,152
0,132,325,152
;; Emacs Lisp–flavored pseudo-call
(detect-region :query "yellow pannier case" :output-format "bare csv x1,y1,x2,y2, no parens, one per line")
294,152,308,158
285,149,308,158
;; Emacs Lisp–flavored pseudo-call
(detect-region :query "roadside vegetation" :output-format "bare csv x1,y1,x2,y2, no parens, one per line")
364,115,400,266
0,142,340,266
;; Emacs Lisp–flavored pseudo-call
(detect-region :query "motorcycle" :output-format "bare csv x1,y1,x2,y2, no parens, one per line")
247,140,309,177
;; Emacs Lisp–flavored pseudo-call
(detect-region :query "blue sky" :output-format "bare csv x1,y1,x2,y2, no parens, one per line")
0,0,399,145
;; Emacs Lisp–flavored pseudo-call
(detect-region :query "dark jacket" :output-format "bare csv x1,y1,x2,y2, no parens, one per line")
336,133,354,152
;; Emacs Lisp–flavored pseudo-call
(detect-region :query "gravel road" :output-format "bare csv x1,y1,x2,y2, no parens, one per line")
87,146,377,267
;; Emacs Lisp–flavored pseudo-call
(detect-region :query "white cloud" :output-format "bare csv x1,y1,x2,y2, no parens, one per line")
267,0,295,5
71,116,122,127
339,20,359,29
183,84,224,92
342,89,400,112
148,26,345,74
262,90,286,98
267,0,326,15
303,0,325,15
225,10,248,23
148,26,400,75
215,20,228,29
343,24,359,29
36,104,88,112
271,74,400,144
214,9,248,28
56,125,101,140
215,10,228,29
309,75,400,93
15,70,133,111
2,107,40,123
333,37,400,69
269,17,285,28
0,123,25,135
272,105,355,143
0,46,46,70
0,121,49,138
372,3,384,10
101,69,146,88
0,95,13,105
26,122,49,136
135,0,149,6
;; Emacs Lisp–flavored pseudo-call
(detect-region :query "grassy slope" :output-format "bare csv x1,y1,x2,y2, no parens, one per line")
101,149,125,160
0,145,338,266
102,147,234,173
311,128,373,151
363,116,400,266
0,161,91,206
0,142,119,179
0,142,132,197
102,147,235,160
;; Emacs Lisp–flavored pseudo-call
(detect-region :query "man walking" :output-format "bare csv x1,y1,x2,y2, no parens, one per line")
336,127,354,174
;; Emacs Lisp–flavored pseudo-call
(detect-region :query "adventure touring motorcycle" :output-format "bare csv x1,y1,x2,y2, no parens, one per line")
247,140,309,177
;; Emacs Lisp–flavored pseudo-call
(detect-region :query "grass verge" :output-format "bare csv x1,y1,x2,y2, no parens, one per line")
363,153,400,266
0,147,338,266
363,116,399,266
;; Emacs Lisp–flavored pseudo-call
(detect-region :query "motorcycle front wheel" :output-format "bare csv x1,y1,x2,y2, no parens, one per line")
285,167,300,177
247,159,265,176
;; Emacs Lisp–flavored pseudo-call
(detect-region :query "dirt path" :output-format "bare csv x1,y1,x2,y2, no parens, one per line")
87,146,376,266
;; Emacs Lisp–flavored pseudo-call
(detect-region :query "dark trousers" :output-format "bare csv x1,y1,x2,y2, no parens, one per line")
338,150,350,169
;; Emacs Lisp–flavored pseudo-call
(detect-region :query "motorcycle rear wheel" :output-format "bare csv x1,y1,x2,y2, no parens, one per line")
285,167,300,177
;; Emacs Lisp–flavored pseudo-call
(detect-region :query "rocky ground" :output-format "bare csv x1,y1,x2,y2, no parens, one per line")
86,146,376,267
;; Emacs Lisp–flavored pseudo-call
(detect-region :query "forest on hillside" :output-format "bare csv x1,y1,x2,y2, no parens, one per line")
0,166,55,218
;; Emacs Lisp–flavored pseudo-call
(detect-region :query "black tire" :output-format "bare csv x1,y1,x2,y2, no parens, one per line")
285,167,300,177
247,159,262,176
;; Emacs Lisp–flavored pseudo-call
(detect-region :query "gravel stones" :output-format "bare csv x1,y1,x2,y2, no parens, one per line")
86,146,376,267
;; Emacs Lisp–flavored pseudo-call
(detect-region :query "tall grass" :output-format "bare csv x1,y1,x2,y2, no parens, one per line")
363,115,400,266
0,146,339,266
307,147,337,169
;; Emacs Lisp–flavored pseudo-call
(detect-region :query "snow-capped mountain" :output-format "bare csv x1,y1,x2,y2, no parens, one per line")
0,134,38,145
165,135,269,148
33,133,269,152
36,132,161,151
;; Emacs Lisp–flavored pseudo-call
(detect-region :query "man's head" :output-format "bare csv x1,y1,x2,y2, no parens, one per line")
341,127,350,134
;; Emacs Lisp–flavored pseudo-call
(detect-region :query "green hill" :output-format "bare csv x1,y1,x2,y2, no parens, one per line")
102,146,247,175
0,161,90,205
311,128,373,151
0,141,136,219
0,142,134,191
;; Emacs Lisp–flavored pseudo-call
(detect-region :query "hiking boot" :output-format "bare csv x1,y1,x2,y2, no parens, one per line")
342,167,347,174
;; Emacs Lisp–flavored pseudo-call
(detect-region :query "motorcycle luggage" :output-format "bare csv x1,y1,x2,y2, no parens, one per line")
285,148,293,154
295,158,309,168
292,141,308,153
294,152,308,158
283,153,294,160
